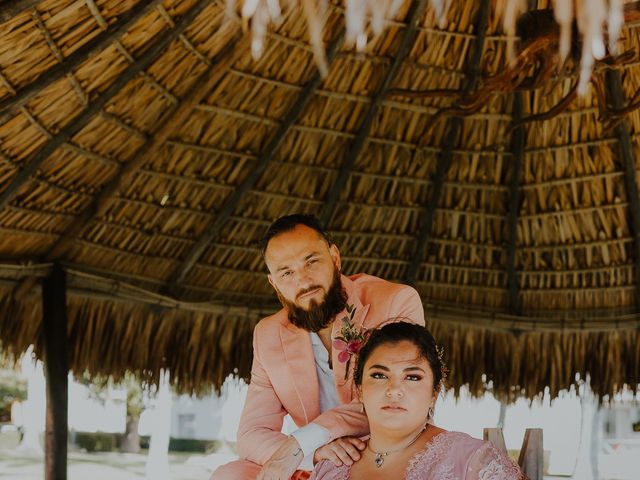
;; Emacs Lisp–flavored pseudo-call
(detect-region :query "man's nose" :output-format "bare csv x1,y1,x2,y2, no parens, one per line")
295,270,313,287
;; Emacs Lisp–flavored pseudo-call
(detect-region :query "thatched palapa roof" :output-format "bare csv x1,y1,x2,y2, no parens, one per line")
0,0,639,401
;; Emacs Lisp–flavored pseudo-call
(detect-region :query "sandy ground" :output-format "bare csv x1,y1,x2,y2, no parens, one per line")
1,448,636,479
0,449,220,480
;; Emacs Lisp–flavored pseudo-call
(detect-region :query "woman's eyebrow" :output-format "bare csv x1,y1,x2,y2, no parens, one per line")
367,364,390,371
367,364,426,373
403,366,426,373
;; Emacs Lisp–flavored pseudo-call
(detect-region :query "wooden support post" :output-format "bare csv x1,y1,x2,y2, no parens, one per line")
483,427,508,453
518,428,543,480
42,264,68,480
484,427,544,479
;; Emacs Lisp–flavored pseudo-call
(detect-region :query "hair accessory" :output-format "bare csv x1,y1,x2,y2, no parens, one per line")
367,425,427,468
435,343,448,387
435,344,445,363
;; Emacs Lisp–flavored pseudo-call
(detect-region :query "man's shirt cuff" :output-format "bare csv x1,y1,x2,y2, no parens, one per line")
290,423,331,470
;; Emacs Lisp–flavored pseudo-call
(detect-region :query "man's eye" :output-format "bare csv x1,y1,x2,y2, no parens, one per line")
282,271,292,277
406,375,422,381
371,372,387,379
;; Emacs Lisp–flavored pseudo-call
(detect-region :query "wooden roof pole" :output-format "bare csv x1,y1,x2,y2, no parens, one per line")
505,93,525,315
0,0,164,121
0,0,212,211
318,0,430,226
502,0,536,316
163,31,346,293
404,0,491,285
605,69,640,311
0,0,40,23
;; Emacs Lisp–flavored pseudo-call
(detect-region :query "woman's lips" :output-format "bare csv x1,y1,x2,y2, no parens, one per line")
381,405,407,412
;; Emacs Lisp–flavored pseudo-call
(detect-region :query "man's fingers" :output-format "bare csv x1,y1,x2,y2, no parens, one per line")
337,440,362,461
333,447,355,466
314,437,367,468
327,442,357,465
327,450,343,467
347,438,366,450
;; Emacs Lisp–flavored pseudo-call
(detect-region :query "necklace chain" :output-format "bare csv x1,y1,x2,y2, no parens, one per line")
367,425,427,468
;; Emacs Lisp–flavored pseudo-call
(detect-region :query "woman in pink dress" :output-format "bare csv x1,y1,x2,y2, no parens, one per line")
310,322,525,480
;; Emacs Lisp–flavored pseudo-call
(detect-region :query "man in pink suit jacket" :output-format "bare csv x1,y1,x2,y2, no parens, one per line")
211,215,424,480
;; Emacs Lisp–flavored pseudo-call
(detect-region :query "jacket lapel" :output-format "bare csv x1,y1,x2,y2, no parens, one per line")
280,321,321,424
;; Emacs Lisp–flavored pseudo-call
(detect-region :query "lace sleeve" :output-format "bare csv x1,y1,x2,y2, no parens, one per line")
308,461,349,480
465,442,526,480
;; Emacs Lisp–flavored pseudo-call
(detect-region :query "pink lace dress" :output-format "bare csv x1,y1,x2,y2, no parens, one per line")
310,431,524,480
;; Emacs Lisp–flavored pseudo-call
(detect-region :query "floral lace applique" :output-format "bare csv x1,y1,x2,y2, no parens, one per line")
327,464,350,480
478,444,523,480
405,431,461,480
312,431,523,480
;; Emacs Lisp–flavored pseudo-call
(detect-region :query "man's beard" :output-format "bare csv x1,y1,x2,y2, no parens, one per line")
276,269,347,332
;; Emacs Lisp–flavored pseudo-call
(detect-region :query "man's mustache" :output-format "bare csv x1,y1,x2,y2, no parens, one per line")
296,286,322,300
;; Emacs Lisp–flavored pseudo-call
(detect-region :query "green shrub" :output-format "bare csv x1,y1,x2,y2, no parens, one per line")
75,432,116,452
73,432,217,453
168,438,220,453
139,435,150,450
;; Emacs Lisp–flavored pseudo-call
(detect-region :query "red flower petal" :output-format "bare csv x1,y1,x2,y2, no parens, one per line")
333,339,347,350
338,351,351,363
347,340,362,353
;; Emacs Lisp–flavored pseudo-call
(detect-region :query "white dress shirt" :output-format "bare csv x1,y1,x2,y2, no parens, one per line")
289,331,338,470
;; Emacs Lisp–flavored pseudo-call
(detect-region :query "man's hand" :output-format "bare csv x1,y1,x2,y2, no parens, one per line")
257,436,304,480
313,437,366,467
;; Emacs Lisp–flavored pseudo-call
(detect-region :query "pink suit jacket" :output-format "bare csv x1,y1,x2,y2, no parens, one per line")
236,273,425,466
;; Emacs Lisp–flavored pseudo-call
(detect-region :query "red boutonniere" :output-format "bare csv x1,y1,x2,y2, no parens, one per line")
332,304,370,380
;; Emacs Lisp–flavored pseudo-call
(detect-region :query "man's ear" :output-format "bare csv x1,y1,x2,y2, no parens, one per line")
330,244,341,271
268,274,275,289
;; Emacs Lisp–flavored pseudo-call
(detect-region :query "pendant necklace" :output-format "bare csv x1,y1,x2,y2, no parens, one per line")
367,424,427,468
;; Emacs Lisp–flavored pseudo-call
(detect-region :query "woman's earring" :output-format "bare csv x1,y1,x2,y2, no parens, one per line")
428,406,434,419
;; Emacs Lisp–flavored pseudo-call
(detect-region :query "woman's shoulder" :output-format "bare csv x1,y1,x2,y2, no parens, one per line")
430,430,518,465
434,431,524,479
408,430,482,469
430,429,486,452
408,430,523,479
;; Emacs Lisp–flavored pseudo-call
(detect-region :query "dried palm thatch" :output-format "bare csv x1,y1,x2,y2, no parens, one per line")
0,0,638,400
0,264,262,394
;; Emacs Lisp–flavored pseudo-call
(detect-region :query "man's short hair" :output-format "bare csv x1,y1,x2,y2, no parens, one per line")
260,214,332,257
